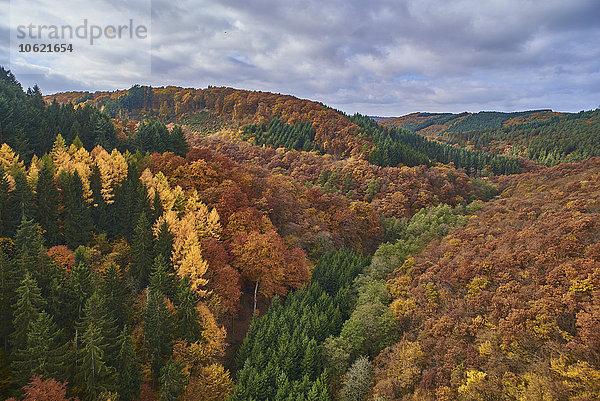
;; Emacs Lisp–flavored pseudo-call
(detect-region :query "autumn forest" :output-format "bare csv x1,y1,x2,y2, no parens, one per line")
1,66,600,401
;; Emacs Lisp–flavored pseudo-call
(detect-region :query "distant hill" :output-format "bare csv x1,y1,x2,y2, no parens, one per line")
379,109,600,166
45,86,522,175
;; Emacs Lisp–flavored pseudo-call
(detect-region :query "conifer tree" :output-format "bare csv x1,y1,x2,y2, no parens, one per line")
99,262,130,329
59,170,92,249
144,289,174,386
11,273,45,352
0,250,16,349
9,170,35,234
75,322,116,401
131,211,154,289
154,220,174,267
12,311,66,386
0,166,11,237
170,125,189,157
175,277,202,342
115,326,142,401
13,215,45,288
66,260,93,322
159,357,186,401
76,291,119,369
89,164,106,233
35,162,60,245
150,254,176,301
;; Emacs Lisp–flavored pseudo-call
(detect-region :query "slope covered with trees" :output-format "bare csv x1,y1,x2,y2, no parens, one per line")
369,157,600,400
381,109,600,167
4,65,600,400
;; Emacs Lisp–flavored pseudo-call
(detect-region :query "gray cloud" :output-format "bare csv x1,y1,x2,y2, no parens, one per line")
3,0,599,114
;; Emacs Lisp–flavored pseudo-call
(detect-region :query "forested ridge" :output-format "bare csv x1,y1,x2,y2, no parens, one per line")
2,66,600,400
381,109,600,167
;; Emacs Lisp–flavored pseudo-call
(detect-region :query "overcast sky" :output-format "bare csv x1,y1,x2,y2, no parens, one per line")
1,0,599,116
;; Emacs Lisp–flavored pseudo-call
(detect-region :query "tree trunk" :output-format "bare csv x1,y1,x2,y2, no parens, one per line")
253,281,259,315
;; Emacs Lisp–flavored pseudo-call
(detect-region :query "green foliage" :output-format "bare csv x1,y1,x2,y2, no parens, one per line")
115,326,142,401
174,277,202,342
231,249,368,401
35,163,60,245
338,356,373,401
74,322,116,401
12,311,66,386
144,289,174,385
437,109,600,166
159,358,186,401
0,67,118,159
351,113,521,175
58,170,92,249
131,212,154,290
243,117,317,152
11,273,45,352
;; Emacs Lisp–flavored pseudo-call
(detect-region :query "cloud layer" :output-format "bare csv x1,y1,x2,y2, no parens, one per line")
1,0,599,115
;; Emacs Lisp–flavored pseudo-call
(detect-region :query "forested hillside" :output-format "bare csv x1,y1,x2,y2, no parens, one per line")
381,109,600,166
2,65,600,401
46,85,523,177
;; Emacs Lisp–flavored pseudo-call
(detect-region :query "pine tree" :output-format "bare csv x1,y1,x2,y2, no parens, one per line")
159,357,186,401
13,215,45,283
9,169,35,234
175,277,202,342
76,291,119,369
0,250,17,349
66,260,93,322
11,273,45,352
131,212,154,289
144,289,174,386
89,164,106,233
152,190,164,223
12,311,66,386
99,262,130,329
154,220,174,267
170,125,189,157
59,170,92,249
115,326,142,401
75,322,116,401
0,165,11,237
35,162,60,245
149,254,176,301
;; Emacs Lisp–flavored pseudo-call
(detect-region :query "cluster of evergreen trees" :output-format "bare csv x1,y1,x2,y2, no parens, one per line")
230,249,368,401
134,121,189,157
350,114,521,176
444,109,600,166
101,84,154,118
0,148,209,399
243,118,317,152
0,68,118,162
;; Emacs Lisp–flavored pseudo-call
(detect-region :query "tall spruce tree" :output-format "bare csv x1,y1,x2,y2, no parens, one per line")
131,212,154,290
9,170,35,235
13,215,45,284
59,170,92,249
76,291,119,369
154,220,174,267
99,263,130,330
0,166,11,237
149,255,176,301
12,311,66,386
144,289,174,386
175,278,202,342
11,273,45,352
159,357,186,401
115,326,142,401
89,164,106,233
75,322,116,401
35,162,60,245
170,125,189,157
